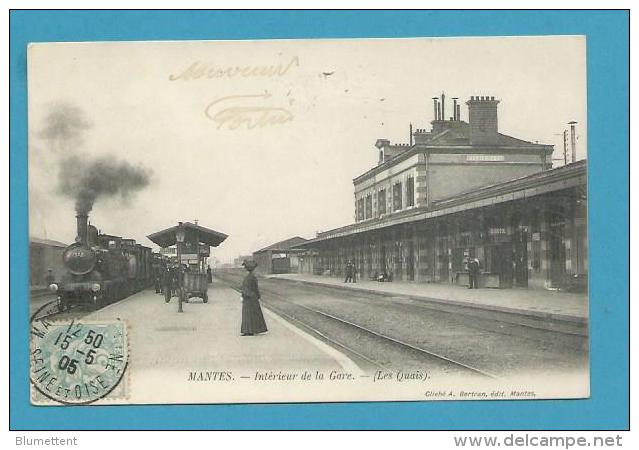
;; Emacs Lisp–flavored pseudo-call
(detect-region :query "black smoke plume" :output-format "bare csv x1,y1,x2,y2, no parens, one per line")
38,103,92,148
39,103,152,214
58,155,151,214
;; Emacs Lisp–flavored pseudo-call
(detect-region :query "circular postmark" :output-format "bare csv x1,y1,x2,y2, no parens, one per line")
30,318,128,405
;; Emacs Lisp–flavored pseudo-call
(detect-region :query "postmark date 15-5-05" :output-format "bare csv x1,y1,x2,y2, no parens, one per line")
30,319,128,405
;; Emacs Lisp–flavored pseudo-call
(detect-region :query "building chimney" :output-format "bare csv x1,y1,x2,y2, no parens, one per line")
375,139,391,164
568,121,577,163
440,92,445,122
466,95,500,145
452,98,458,120
76,213,88,245
432,97,439,121
456,104,461,121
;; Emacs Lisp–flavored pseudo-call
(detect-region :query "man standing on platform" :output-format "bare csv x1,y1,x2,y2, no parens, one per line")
154,267,162,294
468,256,480,289
344,260,354,283
163,267,173,303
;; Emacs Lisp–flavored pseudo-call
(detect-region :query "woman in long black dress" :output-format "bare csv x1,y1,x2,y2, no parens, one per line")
240,260,268,336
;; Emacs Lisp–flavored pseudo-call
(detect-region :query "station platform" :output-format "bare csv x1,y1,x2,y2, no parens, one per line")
86,279,359,404
267,273,588,323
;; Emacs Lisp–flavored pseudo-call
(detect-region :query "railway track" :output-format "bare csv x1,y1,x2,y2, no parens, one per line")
217,274,502,380
215,270,588,378
287,283,588,350
30,298,62,322
216,270,586,342
274,278,588,338
30,292,132,323
30,297,92,323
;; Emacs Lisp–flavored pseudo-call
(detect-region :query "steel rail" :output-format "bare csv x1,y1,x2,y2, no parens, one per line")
29,299,61,323
261,302,389,371
283,280,588,339
217,274,502,380
220,279,385,369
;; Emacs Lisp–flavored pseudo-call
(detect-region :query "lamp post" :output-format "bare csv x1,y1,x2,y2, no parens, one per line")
175,222,186,313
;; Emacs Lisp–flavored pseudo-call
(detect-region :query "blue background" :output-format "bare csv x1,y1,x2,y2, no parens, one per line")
9,10,629,430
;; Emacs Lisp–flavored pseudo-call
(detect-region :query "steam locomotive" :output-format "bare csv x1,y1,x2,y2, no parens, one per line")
49,213,160,311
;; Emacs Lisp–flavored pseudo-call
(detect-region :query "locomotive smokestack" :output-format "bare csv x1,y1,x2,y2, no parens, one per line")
76,213,88,245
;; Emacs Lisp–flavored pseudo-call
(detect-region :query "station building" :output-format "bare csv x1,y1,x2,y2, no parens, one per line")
29,237,67,286
297,94,587,290
234,255,254,268
253,236,308,274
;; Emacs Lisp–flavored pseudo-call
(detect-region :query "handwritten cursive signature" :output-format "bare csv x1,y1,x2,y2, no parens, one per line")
170,56,300,81
204,92,294,130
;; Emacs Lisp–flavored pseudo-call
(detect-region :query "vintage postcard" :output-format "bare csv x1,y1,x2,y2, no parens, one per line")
27,36,588,405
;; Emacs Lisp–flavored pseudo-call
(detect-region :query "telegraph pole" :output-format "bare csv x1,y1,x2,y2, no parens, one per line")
563,129,568,166
568,121,578,163
553,131,568,166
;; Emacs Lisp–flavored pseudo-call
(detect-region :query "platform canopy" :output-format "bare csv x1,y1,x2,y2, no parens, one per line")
147,222,228,248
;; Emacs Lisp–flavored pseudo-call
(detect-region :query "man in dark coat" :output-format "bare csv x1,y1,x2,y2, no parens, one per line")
206,265,213,283
171,267,180,297
154,267,162,294
240,260,268,336
163,267,174,302
467,257,480,289
344,260,354,283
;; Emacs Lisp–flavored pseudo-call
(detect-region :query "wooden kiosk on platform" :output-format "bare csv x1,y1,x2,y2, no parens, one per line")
147,222,228,312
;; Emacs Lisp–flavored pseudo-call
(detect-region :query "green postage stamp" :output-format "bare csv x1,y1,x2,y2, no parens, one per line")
30,319,129,405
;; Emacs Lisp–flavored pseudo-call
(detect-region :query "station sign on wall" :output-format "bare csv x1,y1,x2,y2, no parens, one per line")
466,154,505,162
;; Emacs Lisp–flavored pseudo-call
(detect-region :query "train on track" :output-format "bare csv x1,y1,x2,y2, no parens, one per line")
49,212,164,311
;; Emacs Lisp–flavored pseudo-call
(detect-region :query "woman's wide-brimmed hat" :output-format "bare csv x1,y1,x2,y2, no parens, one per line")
242,260,258,270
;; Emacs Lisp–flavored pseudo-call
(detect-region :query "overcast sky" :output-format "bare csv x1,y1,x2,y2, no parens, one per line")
28,36,586,263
